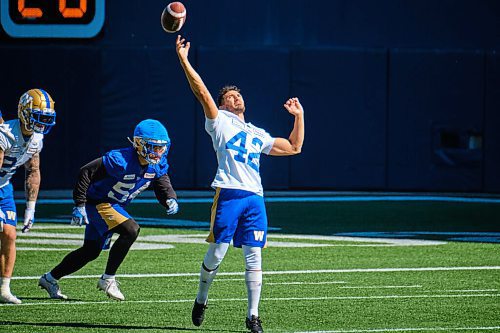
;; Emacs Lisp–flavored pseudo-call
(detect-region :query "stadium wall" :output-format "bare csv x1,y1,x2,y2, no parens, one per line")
0,0,499,192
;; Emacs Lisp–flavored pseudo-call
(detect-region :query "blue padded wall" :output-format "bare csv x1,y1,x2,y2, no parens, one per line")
289,48,387,189
388,50,484,191
484,52,500,192
0,0,499,192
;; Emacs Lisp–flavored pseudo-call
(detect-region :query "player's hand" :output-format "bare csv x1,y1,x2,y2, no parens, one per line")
71,206,89,226
176,35,190,61
284,97,303,117
166,198,179,215
22,207,35,233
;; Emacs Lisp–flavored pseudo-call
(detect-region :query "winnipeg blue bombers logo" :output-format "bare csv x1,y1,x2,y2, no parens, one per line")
253,230,265,242
6,211,16,220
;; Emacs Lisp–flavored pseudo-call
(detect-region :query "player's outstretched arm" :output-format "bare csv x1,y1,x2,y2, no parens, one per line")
175,35,219,119
269,97,305,156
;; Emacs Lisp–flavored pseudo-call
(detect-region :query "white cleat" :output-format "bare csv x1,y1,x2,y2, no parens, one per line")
97,277,125,301
38,274,68,300
0,291,22,304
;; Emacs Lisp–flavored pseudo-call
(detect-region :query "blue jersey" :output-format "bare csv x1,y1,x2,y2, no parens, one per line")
86,147,169,206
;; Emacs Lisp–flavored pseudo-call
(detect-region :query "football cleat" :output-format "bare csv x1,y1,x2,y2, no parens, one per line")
18,89,56,134
38,274,68,300
0,291,22,304
245,315,264,333
191,299,207,326
129,119,170,165
97,277,125,301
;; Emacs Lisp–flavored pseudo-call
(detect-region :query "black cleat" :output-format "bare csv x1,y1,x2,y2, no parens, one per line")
191,300,207,326
245,315,264,333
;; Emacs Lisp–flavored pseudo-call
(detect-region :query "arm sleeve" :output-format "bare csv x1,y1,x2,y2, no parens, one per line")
0,125,13,151
73,157,108,206
153,173,177,208
261,131,276,155
205,111,223,133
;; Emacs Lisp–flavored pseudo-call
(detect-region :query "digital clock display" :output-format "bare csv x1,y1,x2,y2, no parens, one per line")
1,0,105,38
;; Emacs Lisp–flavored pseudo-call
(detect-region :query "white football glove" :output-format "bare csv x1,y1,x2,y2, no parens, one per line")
71,206,89,226
22,207,35,233
166,198,179,215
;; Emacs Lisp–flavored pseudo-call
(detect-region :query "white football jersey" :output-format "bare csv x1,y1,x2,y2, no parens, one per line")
205,110,275,196
0,119,44,188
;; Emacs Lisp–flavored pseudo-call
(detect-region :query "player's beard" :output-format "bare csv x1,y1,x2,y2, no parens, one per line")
227,104,245,115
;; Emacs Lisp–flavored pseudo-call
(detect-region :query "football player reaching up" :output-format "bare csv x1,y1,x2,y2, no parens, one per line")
176,35,305,333
0,89,57,304
39,119,179,301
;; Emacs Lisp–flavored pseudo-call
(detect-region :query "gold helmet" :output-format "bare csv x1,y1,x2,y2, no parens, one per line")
18,89,56,134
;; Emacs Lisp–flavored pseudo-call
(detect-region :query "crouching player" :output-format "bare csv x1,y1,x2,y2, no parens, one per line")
39,119,179,301
0,89,57,304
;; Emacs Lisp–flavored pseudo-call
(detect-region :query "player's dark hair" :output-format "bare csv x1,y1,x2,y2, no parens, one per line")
217,85,241,106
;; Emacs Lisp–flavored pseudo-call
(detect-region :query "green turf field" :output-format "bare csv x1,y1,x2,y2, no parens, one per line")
1,223,499,333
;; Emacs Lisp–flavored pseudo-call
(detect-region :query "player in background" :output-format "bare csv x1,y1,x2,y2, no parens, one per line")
176,35,305,333
0,89,57,304
39,119,179,301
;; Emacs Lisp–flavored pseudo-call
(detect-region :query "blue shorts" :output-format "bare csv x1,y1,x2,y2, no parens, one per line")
207,188,268,248
85,202,131,249
0,184,17,227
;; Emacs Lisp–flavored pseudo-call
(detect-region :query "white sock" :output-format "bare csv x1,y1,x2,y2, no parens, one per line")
0,277,11,294
245,270,262,319
102,274,115,280
196,263,218,305
196,243,229,304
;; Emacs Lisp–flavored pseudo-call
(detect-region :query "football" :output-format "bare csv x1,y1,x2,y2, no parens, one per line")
161,2,187,33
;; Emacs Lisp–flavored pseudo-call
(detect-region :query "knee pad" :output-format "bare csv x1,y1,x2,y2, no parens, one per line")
243,245,262,271
203,242,229,271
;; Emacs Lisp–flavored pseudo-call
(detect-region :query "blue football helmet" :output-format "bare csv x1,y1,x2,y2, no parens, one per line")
130,119,170,164
18,89,56,134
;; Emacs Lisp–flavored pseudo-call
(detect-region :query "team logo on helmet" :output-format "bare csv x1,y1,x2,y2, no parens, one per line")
18,89,56,134
128,119,170,165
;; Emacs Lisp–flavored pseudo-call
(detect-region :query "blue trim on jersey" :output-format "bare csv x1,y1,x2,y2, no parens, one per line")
211,188,267,248
0,184,17,226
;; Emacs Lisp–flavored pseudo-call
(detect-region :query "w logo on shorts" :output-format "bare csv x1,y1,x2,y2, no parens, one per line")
6,211,16,220
253,230,265,242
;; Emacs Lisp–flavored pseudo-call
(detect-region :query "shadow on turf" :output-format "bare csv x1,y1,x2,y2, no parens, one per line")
19,296,87,302
335,231,500,243
0,321,244,332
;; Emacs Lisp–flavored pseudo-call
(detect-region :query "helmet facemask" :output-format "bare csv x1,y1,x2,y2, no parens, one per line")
130,137,170,165
28,108,56,134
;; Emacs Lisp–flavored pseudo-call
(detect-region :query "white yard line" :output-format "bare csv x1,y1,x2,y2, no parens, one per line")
340,285,421,289
13,265,500,280
267,281,347,285
443,289,498,292
294,326,500,332
1,293,499,307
